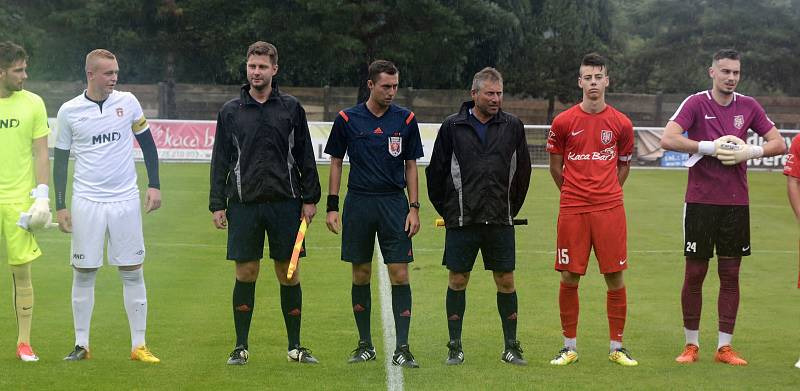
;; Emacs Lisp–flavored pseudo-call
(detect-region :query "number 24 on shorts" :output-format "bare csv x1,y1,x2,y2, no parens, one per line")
685,242,697,252
558,248,570,264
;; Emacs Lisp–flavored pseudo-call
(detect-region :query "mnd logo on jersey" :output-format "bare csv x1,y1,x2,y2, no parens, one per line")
0,118,20,129
567,147,616,161
92,131,122,145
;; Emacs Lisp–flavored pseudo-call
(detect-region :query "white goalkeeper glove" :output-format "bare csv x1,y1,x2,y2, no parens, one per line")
686,135,747,167
716,139,763,166
697,135,746,156
26,184,51,230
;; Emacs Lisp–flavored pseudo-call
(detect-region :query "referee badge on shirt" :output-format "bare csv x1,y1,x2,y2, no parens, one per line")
600,129,613,145
733,115,744,129
388,136,402,157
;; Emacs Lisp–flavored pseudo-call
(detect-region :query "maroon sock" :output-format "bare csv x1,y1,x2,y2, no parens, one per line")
717,257,741,334
681,258,709,330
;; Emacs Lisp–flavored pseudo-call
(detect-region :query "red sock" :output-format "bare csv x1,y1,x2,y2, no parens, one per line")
607,286,627,342
559,282,579,338
718,258,741,334
682,258,709,330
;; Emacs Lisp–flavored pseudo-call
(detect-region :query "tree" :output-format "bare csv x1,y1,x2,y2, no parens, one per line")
288,0,474,102
11,0,188,83
613,0,800,95
505,0,613,122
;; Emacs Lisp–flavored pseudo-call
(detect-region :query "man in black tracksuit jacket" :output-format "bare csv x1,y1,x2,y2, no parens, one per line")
209,41,321,366
426,67,531,366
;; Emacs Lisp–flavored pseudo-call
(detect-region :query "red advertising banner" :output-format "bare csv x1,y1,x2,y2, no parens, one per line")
131,120,440,163
133,119,216,161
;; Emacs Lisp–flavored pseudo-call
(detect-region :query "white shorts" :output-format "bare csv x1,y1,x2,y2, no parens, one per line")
70,196,145,268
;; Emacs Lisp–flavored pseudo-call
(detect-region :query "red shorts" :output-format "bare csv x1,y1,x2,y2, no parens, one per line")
555,205,627,275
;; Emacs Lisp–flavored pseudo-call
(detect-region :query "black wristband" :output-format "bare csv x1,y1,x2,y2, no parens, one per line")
409,201,420,209
326,194,340,212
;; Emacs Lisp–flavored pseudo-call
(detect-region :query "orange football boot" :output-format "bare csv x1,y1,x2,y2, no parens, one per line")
675,344,699,363
714,345,747,366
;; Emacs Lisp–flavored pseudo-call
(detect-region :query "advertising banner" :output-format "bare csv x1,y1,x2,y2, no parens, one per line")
130,120,441,163
134,119,216,161
48,118,798,168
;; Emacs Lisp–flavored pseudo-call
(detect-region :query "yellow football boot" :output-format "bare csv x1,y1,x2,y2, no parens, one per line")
131,345,161,363
609,348,638,366
549,347,578,366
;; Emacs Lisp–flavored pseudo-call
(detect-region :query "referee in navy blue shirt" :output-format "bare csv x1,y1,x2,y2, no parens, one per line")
324,60,423,368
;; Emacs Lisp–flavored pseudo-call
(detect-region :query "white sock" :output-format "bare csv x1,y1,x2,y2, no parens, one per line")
610,340,623,352
72,269,97,348
718,331,733,349
684,328,699,347
564,337,577,350
120,268,147,350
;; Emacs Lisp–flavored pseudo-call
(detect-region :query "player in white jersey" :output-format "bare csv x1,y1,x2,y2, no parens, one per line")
54,49,162,363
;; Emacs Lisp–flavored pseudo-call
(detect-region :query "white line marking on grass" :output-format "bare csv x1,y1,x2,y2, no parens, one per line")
376,245,404,391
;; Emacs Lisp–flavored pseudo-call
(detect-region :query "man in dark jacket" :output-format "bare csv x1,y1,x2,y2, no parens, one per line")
426,67,531,366
209,41,321,365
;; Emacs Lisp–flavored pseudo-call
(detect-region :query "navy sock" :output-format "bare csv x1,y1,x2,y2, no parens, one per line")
280,284,302,349
391,284,412,348
232,280,256,348
497,291,518,346
446,287,466,341
351,283,372,345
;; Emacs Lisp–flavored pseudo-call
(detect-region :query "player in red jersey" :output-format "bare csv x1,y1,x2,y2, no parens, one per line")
783,135,800,369
546,53,637,366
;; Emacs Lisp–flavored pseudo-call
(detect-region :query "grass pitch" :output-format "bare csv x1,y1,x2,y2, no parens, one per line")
1,164,799,390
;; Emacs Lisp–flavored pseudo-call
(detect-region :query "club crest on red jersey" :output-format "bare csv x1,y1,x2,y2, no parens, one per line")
601,129,613,145
116,107,124,117
733,115,744,129
388,136,402,157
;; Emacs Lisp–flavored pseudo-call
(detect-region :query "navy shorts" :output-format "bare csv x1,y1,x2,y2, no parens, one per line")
443,225,515,272
341,191,413,264
226,198,305,262
683,203,750,259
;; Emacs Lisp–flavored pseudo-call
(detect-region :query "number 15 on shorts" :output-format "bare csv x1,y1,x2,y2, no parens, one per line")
558,248,570,264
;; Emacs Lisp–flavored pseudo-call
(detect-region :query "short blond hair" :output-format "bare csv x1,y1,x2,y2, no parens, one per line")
85,49,116,72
